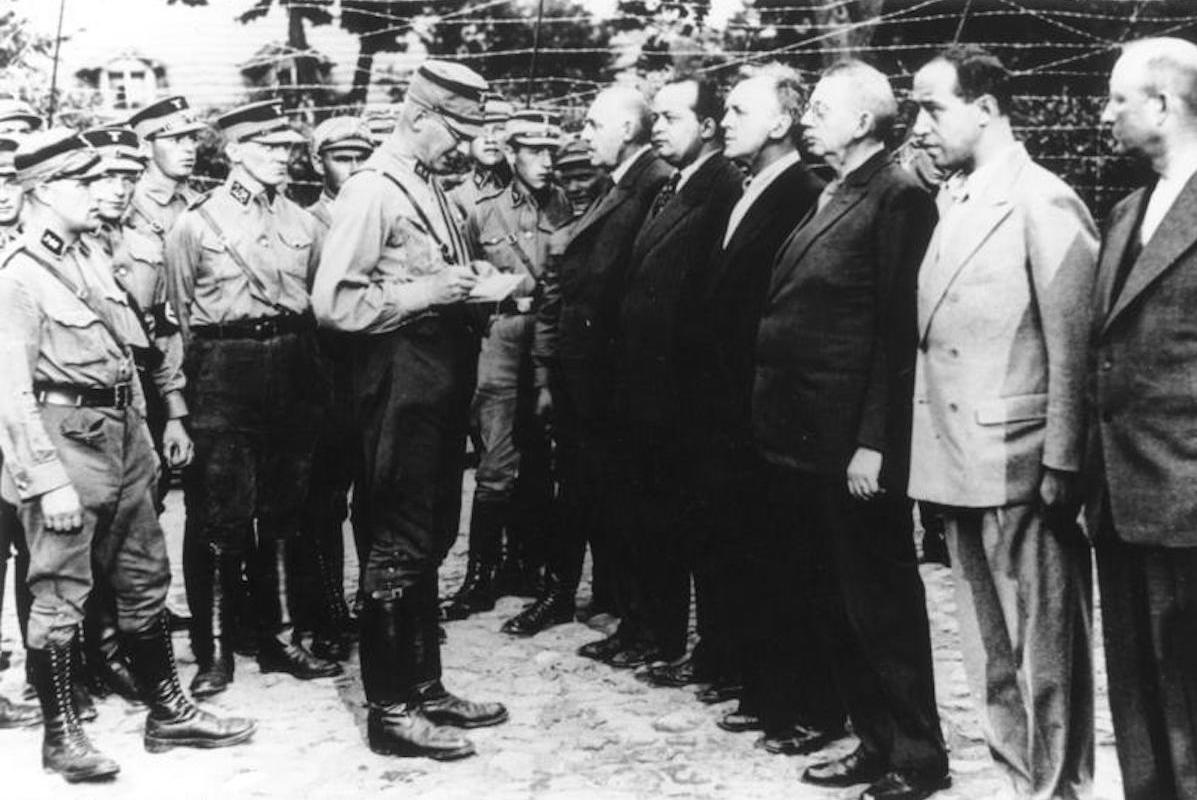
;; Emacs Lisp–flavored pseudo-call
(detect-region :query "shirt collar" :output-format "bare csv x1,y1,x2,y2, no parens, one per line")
958,142,1024,202
1157,148,1197,187
676,150,716,192
746,151,801,194
226,168,278,211
140,174,188,207
610,144,653,186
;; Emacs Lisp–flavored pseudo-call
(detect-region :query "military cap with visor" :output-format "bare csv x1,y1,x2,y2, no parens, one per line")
0,98,43,132
406,60,489,139
80,126,146,176
507,109,563,149
14,128,101,189
127,96,207,141
311,116,374,155
216,100,305,146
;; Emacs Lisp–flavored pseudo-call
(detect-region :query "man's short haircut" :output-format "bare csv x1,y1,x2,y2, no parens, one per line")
933,44,1012,116
822,59,898,143
750,62,807,144
665,77,725,128
1122,37,1197,118
597,85,653,145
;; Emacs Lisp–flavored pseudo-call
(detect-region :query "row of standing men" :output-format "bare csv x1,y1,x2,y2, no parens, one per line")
0,36,1194,800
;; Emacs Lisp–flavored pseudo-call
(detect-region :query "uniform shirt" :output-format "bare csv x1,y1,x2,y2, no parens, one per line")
308,191,335,232
0,223,20,252
467,179,572,297
164,168,323,334
312,141,471,335
0,229,147,501
86,222,188,419
450,163,511,224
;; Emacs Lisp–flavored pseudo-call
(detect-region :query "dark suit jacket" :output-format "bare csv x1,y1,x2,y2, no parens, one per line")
617,153,744,429
1087,170,1197,546
534,148,673,425
752,150,936,489
677,157,824,451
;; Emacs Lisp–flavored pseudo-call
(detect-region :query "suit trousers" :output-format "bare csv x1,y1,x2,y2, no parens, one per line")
611,424,689,655
1095,529,1197,800
944,504,1094,800
741,463,844,733
19,405,169,649
800,474,946,773
355,315,475,596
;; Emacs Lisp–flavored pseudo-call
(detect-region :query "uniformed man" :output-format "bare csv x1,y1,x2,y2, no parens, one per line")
555,136,601,217
164,100,340,696
440,110,572,627
297,116,374,662
449,97,514,219
77,125,192,706
0,97,42,135
0,132,40,730
0,129,255,783
313,60,508,761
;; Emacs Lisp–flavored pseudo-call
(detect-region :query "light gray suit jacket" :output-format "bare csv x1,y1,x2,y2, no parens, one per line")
908,143,1098,508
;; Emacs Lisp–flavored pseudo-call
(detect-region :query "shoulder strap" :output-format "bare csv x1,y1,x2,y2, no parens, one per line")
366,168,460,266
193,203,281,310
20,246,131,354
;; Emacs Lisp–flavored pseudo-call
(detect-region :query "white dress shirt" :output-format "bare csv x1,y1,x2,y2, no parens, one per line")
722,151,802,248
610,144,654,186
1141,151,1197,246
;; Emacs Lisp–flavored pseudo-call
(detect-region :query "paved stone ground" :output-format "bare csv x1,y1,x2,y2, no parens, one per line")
2,473,1123,799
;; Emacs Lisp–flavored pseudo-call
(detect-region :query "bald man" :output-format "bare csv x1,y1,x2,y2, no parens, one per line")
533,86,672,658
1092,37,1197,800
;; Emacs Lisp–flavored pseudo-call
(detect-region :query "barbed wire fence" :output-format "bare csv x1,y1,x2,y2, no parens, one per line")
36,0,1195,216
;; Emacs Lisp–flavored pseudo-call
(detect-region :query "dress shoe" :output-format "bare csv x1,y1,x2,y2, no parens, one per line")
367,704,475,760
696,680,742,704
716,710,763,733
577,634,624,662
311,632,352,662
803,746,886,788
500,595,574,637
0,692,41,728
257,638,343,680
606,644,665,670
861,769,951,800
644,656,711,688
414,681,508,729
755,722,842,756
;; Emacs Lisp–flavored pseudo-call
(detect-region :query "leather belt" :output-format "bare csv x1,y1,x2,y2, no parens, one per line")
34,382,134,410
191,313,312,341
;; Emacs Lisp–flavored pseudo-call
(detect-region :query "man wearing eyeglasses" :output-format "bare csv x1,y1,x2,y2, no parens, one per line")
313,60,508,761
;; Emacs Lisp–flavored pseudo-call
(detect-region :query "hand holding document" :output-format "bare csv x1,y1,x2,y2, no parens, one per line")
467,268,525,303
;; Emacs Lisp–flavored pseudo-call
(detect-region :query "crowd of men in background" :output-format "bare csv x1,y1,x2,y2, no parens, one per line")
0,32,1194,800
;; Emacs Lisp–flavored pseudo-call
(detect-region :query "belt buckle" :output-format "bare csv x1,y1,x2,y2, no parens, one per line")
113,384,129,410
252,319,273,338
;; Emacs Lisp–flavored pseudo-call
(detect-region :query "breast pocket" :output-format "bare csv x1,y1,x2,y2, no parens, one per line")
198,235,240,282
41,294,111,370
276,230,313,278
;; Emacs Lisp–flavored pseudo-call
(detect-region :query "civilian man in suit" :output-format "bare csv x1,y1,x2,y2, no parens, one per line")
680,65,825,719
533,87,672,661
754,59,947,800
1091,37,1197,800
611,77,743,673
908,45,1097,800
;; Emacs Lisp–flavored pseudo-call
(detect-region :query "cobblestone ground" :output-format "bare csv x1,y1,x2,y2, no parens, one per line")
2,474,1123,799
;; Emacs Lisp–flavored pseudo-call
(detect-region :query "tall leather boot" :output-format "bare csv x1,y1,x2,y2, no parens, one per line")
27,642,119,783
69,631,97,723
439,497,503,621
82,613,142,704
414,574,508,727
251,536,341,679
310,539,352,662
359,586,475,760
123,613,256,753
190,547,237,698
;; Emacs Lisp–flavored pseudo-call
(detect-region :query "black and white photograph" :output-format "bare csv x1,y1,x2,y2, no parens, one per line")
0,0,1195,797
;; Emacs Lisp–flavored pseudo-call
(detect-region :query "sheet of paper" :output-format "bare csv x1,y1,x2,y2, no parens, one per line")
467,272,525,303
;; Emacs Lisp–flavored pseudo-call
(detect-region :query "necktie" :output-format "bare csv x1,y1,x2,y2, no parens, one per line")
650,172,680,218
816,178,840,212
